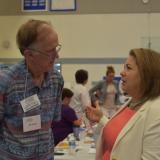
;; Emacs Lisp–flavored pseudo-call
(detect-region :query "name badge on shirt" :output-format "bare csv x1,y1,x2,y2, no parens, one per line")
23,115,41,132
20,94,41,112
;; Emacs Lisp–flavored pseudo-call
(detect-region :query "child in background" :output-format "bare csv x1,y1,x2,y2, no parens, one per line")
52,88,82,146
70,69,92,130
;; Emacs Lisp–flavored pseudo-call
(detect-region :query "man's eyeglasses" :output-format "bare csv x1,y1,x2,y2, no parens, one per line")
27,44,61,59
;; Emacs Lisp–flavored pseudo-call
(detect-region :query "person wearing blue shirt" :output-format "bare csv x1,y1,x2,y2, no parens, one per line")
0,19,64,160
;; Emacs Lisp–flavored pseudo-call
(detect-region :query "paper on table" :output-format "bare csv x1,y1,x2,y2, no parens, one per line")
88,148,96,154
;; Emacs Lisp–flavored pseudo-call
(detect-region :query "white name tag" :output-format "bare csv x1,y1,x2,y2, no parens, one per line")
20,94,41,112
23,115,41,132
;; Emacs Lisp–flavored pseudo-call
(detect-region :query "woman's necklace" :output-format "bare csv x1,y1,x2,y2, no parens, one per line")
128,98,148,110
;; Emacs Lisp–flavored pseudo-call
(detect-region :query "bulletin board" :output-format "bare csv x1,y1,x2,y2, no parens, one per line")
22,0,47,11
50,0,76,11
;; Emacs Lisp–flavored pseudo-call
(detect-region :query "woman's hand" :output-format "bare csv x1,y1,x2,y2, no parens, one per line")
85,105,103,123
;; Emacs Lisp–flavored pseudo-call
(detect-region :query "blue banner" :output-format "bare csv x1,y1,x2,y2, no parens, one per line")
23,0,46,11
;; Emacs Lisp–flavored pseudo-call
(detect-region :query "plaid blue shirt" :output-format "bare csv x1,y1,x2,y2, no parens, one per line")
0,60,64,160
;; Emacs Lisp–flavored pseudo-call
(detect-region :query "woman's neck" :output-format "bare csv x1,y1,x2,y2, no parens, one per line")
130,92,142,103
106,79,113,84
129,97,148,109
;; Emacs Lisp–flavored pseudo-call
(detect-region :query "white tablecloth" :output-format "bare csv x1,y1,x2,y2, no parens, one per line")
54,136,96,160
55,146,95,160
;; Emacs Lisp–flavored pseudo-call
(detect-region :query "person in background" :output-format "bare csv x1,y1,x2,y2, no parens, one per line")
52,88,82,146
0,19,64,160
89,66,121,118
86,48,160,160
70,69,91,120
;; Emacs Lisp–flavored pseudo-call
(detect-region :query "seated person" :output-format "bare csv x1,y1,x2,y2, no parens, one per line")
52,88,82,146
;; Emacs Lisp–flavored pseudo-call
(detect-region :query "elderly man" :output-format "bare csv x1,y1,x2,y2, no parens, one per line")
0,19,64,160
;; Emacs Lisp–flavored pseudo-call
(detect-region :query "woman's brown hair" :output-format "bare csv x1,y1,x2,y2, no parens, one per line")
129,48,160,100
106,66,115,76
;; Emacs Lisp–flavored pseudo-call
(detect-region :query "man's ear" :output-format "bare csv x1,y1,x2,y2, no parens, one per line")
23,49,33,58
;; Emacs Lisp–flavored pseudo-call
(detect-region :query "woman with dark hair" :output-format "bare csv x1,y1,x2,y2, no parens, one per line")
52,88,82,145
70,69,91,119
